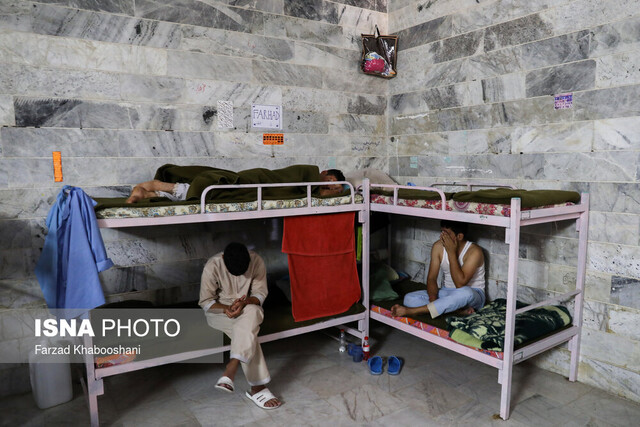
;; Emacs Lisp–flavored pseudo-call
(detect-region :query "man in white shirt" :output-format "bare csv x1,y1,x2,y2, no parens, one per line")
391,221,486,319
199,242,282,410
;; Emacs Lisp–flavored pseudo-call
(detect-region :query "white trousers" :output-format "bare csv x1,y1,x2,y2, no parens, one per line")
205,304,271,386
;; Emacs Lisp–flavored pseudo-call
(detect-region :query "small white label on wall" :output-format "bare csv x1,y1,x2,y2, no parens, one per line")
252,104,282,129
217,101,233,128
554,93,573,110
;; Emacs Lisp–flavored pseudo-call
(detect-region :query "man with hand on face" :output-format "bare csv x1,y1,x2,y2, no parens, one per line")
199,242,282,410
391,220,486,319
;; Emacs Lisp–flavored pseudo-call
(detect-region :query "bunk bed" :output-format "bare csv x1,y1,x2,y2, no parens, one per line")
82,181,371,427
364,180,589,420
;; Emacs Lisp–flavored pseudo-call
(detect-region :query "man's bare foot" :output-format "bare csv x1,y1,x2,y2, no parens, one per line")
250,385,281,408
390,304,408,317
453,306,475,316
126,185,156,203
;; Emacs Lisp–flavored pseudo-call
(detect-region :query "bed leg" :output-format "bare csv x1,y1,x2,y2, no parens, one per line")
83,332,103,426
499,365,513,420
569,194,589,383
88,386,100,427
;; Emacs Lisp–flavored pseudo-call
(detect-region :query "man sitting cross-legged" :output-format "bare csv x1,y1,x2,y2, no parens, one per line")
199,242,282,410
391,220,486,319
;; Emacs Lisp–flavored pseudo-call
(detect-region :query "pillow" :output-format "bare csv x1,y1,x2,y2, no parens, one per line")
370,263,400,301
379,262,399,282
345,168,397,190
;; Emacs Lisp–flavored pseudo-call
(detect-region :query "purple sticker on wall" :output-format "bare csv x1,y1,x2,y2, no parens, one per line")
554,93,573,110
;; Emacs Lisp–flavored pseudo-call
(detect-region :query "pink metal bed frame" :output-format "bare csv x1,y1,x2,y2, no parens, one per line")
83,181,371,427
364,180,589,420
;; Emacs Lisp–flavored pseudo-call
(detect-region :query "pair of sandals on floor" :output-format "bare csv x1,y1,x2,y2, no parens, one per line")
214,376,282,410
368,355,402,375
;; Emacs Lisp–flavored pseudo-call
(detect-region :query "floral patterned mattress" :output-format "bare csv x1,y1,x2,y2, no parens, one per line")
371,305,503,360
96,194,363,219
370,194,575,217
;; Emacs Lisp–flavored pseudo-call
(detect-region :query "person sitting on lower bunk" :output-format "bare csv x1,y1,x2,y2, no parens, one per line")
391,220,486,319
125,167,346,203
199,242,282,410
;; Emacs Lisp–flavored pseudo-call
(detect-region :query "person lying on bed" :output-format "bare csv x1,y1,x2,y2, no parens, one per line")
125,167,346,203
391,220,485,319
199,242,282,410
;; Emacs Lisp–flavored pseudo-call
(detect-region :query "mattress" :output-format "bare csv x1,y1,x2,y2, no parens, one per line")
370,194,575,217
95,194,363,219
371,304,504,359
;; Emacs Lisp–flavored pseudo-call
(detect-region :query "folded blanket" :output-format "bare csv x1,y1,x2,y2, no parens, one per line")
452,188,580,208
446,298,572,351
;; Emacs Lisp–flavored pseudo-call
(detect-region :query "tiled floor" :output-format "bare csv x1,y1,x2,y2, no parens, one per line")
3,322,640,426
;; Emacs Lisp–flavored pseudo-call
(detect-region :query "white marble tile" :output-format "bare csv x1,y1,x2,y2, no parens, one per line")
329,114,386,136
0,30,167,75
589,15,640,58
0,94,14,126
180,25,294,62
511,122,593,153
543,151,638,182
190,390,273,425
545,0,640,36
291,364,369,399
264,14,357,50
482,72,526,103
167,50,253,82
396,373,477,417
597,50,640,88
581,328,640,372
608,306,640,341
565,386,640,425
594,116,640,150
293,40,359,71
326,383,408,423
588,211,640,246
588,241,640,278
509,393,593,426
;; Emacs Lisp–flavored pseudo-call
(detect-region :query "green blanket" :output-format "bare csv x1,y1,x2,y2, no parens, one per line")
94,164,347,210
452,188,580,208
446,299,572,351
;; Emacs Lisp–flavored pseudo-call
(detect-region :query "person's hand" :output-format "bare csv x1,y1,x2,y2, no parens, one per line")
441,228,458,254
225,295,247,318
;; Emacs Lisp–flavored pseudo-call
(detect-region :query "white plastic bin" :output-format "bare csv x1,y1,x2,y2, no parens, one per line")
29,344,73,409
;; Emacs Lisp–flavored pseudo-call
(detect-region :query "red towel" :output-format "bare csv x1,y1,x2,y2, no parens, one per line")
282,213,361,322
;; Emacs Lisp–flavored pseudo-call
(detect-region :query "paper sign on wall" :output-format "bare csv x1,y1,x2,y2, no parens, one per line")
554,93,573,110
263,134,284,145
252,104,282,129
217,101,233,128
410,156,418,168
52,151,63,182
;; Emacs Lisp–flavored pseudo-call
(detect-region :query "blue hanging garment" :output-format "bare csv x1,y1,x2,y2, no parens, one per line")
35,186,113,312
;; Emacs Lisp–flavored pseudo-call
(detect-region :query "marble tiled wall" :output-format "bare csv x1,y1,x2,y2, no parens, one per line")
0,0,388,396
388,0,640,403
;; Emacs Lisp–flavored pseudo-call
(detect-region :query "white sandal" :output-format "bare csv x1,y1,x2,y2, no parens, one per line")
214,376,234,393
245,388,282,410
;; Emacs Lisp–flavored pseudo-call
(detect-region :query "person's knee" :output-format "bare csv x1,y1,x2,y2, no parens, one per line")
458,286,476,303
241,304,264,324
403,291,428,308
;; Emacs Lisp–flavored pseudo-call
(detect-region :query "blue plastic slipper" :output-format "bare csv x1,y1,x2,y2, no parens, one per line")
368,356,383,375
388,356,402,375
